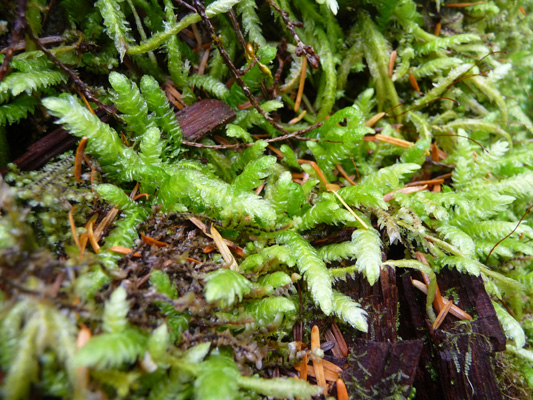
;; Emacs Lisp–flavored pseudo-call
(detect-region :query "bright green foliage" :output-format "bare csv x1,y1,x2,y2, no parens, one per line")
493,301,526,349
265,171,306,217
160,169,277,227
42,96,127,169
76,287,147,370
194,354,240,400
236,0,266,47
103,286,130,333
189,74,230,100
246,296,296,328
140,75,183,151
351,228,383,285
296,195,355,231
277,231,333,315
97,0,133,60
237,375,322,399
0,95,38,126
332,290,368,331
359,12,400,113
232,155,276,192
109,72,154,137
0,70,66,97
150,270,178,300
204,268,252,307
75,329,148,370
3,0,533,396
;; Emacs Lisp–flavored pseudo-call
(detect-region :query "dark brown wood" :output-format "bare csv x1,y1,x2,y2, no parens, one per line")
342,340,423,398
397,268,506,400
2,99,236,175
177,99,235,142
336,265,398,342
1,109,110,174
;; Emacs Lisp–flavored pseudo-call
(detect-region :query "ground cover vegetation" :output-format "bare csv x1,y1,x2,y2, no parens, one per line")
0,0,532,398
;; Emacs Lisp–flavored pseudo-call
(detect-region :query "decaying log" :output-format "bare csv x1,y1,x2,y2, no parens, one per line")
330,264,506,400
342,340,423,399
336,265,398,342
1,99,235,175
397,267,506,400
334,266,423,398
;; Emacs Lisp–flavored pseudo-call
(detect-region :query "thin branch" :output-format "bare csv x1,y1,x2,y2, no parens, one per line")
192,0,291,137
266,0,320,69
25,26,115,115
0,0,27,81
485,204,533,264
183,121,323,149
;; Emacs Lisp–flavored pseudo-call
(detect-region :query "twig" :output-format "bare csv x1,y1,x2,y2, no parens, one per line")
25,26,115,115
485,204,533,264
183,119,323,149
227,9,247,50
266,0,320,69
192,0,291,137
0,0,27,81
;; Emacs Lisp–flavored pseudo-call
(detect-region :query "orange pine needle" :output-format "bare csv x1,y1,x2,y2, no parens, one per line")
77,325,92,349
93,207,119,242
350,156,361,182
431,142,440,162
373,134,414,148
255,182,266,195
416,253,446,312
294,57,307,112
336,164,356,185
434,22,442,37
331,321,349,358
203,245,216,253
294,361,340,382
133,193,149,201
69,205,80,249
446,1,485,7
298,159,329,188
389,50,397,78
87,219,100,253
108,246,141,257
324,329,344,358
90,165,97,192
288,110,307,125
198,48,210,75
410,279,473,321
311,325,327,394
300,353,308,381
77,91,95,115
336,379,349,400
237,100,253,110
409,73,422,93
141,233,168,247
79,233,88,258
433,299,453,330
186,257,202,264
74,137,88,183
364,112,386,127
406,178,444,187
384,185,427,201
267,145,284,158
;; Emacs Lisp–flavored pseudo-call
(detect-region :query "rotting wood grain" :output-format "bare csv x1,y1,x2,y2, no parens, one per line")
177,99,235,142
2,99,235,174
397,267,506,400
